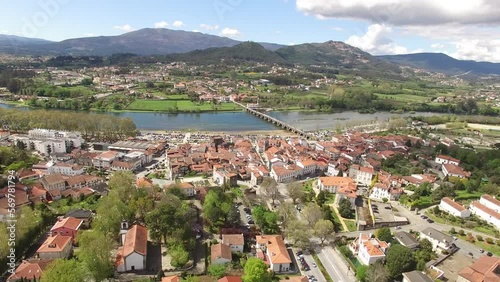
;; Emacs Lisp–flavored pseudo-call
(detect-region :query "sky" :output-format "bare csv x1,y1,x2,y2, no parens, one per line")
1,0,499,62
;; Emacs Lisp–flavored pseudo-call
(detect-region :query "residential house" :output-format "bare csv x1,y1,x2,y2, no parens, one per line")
469,201,500,230
394,231,420,250
50,217,83,240
370,183,403,201
439,197,471,218
402,271,434,282
222,234,244,253
36,235,73,259
349,165,374,186
218,276,243,282
211,243,232,265
457,256,500,282
255,235,292,273
296,159,317,175
480,194,500,213
40,174,66,191
442,164,471,179
116,224,148,272
165,182,196,197
64,209,93,229
435,155,460,166
16,168,41,182
270,165,301,183
92,151,120,169
7,259,53,282
419,227,454,252
349,234,389,265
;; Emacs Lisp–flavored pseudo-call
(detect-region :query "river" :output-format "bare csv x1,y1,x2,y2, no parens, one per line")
0,103,442,132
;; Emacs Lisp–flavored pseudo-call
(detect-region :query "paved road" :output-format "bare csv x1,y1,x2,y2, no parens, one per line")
316,246,355,282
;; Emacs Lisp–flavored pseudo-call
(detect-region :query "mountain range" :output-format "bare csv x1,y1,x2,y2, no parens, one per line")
1,28,499,76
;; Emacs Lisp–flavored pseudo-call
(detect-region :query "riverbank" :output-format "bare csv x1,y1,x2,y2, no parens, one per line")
140,129,295,136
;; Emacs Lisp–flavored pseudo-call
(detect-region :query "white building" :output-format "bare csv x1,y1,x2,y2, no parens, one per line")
479,194,500,213
11,129,84,155
295,159,317,175
370,183,403,201
116,224,148,272
442,164,471,179
439,197,471,218
349,165,374,186
270,165,301,183
222,234,244,253
349,234,389,265
317,176,356,194
420,227,454,252
255,235,292,273
434,155,460,166
211,243,232,265
470,201,500,230
47,162,85,176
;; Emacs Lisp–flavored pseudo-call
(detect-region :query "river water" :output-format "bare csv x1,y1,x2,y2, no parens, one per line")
0,103,441,131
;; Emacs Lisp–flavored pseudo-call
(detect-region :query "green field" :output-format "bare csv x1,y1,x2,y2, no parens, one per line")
375,93,431,103
126,99,241,112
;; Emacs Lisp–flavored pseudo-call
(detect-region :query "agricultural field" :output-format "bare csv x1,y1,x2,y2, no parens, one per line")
374,93,431,103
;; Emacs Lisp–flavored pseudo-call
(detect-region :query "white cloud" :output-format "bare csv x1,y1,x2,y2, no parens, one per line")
154,21,169,28
192,30,200,33
431,43,445,49
331,27,344,32
451,39,500,62
1,30,9,34
296,0,500,26
346,24,407,55
200,24,219,31
113,24,134,32
83,33,95,37
172,21,184,27
220,27,241,38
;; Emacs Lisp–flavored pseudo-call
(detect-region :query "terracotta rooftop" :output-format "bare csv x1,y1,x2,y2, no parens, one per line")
161,275,180,282
51,217,83,232
218,276,243,282
319,176,356,187
123,224,148,257
8,259,53,281
458,256,500,282
211,243,232,262
262,235,292,264
471,202,500,221
37,235,72,253
482,194,500,209
222,234,244,246
441,197,467,212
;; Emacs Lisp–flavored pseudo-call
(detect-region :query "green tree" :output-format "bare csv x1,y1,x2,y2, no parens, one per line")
287,182,304,204
316,190,327,206
261,177,279,206
242,258,272,282
338,198,354,219
208,263,228,278
40,259,86,282
277,201,296,232
314,219,335,246
77,230,114,281
386,245,416,279
302,202,323,227
286,220,311,250
170,244,189,268
376,227,393,243
146,197,194,244
366,261,389,282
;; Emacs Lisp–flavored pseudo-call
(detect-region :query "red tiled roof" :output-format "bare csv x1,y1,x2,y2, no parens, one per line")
8,259,53,281
218,276,243,282
211,243,232,261
51,217,83,232
471,202,500,221
37,235,72,253
458,256,500,282
162,276,180,282
482,194,500,208
123,224,148,257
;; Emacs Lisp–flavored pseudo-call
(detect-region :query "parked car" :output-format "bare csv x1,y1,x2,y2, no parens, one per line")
427,219,434,223
487,252,493,257
479,249,485,253
312,262,317,268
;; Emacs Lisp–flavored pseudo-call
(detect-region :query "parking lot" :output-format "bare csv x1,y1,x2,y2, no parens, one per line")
293,248,326,282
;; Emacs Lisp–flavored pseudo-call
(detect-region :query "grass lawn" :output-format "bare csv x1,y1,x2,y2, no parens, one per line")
456,234,500,256
325,193,336,205
126,99,241,112
344,220,358,232
426,211,499,237
455,190,483,201
330,206,345,232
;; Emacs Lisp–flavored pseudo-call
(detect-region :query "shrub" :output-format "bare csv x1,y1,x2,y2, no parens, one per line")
458,230,465,236
450,227,456,234
497,240,500,247
476,235,483,241
486,238,494,244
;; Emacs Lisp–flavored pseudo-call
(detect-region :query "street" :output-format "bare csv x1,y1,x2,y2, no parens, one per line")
316,246,355,282
292,248,327,282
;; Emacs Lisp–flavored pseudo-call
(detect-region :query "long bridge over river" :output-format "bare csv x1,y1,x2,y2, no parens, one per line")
233,102,311,138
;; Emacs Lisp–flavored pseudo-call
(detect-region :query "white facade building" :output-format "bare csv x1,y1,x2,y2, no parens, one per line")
470,201,500,230
420,227,454,251
439,197,471,218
